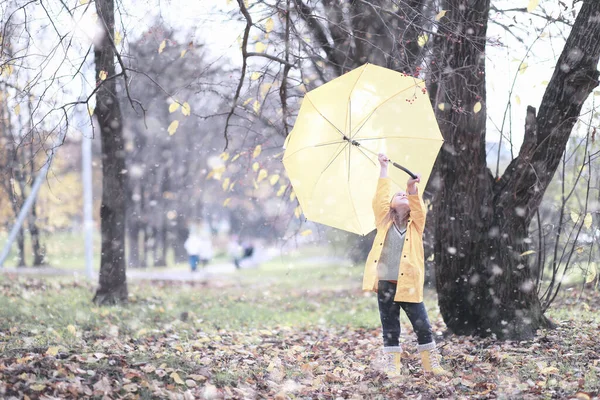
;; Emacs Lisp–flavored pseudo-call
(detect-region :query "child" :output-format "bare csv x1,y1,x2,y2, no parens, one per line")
362,153,450,378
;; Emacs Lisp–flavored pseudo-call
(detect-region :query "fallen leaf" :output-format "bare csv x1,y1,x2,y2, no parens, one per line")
171,371,185,385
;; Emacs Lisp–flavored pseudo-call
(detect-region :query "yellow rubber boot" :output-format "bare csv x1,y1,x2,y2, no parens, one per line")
382,347,403,378
418,343,451,377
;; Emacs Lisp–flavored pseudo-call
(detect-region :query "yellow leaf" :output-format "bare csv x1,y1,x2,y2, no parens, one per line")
257,169,268,183
253,179,258,189
171,372,185,385
99,70,107,81
519,62,528,74
136,328,147,337
168,120,179,136
169,102,180,113
252,162,259,172
435,10,447,21
290,191,296,201
31,383,46,391
570,211,579,224
527,0,539,13
585,263,597,284
0,64,11,77
269,174,280,186
67,325,76,335
158,40,166,53
520,250,536,256
223,198,231,207
583,213,592,229
294,206,302,218
260,83,272,99
114,31,123,46
253,145,262,158
182,102,191,116
300,229,312,236
79,0,89,4
473,102,482,114
417,34,428,47
243,97,253,106
88,106,94,116
180,50,187,58
46,346,60,356
222,178,230,191
438,103,445,111
266,17,274,33
277,185,286,196
231,154,241,162
541,80,549,86
14,104,20,116
251,72,261,81
255,42,266,53
220,152,230,161
540,366,559,375
253,100,261,114
515,95,521,105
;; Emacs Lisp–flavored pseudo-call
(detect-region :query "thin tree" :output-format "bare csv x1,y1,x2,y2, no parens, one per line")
92,0,128,305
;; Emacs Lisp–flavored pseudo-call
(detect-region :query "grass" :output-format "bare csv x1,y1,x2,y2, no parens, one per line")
0,253,599,399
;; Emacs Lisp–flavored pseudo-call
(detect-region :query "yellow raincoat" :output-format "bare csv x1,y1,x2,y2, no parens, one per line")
362,177,427,303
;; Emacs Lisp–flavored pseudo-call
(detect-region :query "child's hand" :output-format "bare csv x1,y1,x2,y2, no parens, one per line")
378,153,389,168
407,174,421,186
407,174,421,194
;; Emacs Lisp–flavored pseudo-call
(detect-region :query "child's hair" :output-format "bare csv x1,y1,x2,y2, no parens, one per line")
383,197,410,225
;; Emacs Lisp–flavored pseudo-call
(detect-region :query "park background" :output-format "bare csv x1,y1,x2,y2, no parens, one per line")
1,0,600,398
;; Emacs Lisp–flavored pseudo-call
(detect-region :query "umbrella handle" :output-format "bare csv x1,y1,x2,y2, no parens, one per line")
391,162,417,180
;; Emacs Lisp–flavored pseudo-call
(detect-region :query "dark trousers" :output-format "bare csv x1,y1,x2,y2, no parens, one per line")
189,255,200,272
377,280,433,347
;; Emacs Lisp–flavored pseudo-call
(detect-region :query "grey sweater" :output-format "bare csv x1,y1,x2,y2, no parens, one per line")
377,223,406,281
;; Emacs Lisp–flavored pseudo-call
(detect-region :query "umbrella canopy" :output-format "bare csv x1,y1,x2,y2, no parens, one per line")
283,63,443,236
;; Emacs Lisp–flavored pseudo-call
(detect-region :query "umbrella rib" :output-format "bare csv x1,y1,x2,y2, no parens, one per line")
350,80,423,140
308,142,349,203
306,95,346,140
352,136,443,142
346,65,368,136
282,140,347,161
352,142,377,167
345,143,364,235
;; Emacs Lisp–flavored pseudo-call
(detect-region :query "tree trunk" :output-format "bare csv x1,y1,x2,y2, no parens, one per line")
28,137,44,266
127,218,140,268
92,0,128,305
29,204,44,266
154,222,167,267
173,215,189,264
7,179,26,267
139,224,147,268
432,0,600,339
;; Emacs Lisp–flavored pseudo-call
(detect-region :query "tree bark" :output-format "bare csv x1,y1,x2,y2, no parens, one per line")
93,0,128,305
28,136,44,266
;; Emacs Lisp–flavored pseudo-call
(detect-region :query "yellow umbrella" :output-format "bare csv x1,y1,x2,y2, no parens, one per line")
283,63,443,236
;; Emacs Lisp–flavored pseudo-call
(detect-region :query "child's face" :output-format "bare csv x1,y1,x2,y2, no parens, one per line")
391,191,409,212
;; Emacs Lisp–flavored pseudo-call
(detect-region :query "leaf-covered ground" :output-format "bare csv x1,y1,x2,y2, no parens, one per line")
0,259,599,399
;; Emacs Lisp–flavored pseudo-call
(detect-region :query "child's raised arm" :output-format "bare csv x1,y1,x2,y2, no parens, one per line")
407,173,427,234
373,153,391,226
